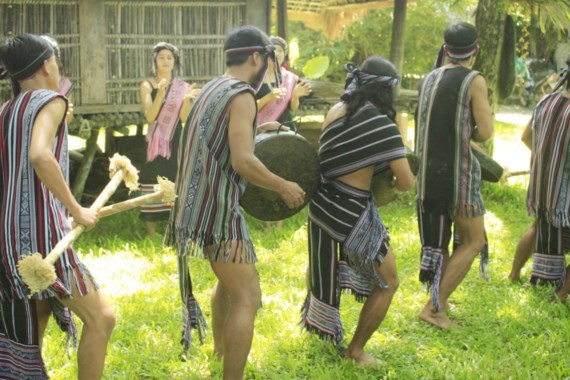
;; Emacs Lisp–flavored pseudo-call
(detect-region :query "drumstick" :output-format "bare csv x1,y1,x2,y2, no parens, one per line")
98,177,175,218
17,154,139,295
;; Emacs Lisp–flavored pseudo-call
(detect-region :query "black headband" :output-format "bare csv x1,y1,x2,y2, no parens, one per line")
0,34,54,81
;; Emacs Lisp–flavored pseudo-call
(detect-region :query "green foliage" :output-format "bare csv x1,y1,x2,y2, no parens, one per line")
290,0,479,87
40,119,570,379
301,56,330,79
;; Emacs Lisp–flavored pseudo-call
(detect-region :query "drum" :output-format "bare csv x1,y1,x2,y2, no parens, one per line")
371,150,417,207
240,129,320,221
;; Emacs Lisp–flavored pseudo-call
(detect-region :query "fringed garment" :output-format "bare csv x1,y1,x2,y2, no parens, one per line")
0,90,96,378
415,67,487,310
165,76,256,353
301,101,407,344
527,92,570,286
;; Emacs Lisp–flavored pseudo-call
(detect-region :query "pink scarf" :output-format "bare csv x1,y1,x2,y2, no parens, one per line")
146,78,189,161
257,68,298,125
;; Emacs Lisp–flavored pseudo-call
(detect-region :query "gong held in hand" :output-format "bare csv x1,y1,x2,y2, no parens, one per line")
372,147,503,207
240,126,320,221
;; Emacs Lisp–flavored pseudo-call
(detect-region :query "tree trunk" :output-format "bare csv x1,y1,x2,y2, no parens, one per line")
473,0,506,155
390,0,407,78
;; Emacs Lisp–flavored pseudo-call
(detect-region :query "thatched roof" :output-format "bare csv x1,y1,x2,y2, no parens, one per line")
285,1,395,38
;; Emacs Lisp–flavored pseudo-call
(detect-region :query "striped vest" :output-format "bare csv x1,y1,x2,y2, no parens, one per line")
166,76,256,262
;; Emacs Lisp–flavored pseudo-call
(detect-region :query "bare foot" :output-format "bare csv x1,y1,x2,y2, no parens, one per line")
345,351,382,367
419,304,453,329
442,302,453,311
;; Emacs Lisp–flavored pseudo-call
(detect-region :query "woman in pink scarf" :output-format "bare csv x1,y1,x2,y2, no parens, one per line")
139,42,200,235
256,36,312,230
256,36,312,125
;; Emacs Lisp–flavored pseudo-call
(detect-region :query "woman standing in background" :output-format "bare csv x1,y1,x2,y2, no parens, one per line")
139,42,199,235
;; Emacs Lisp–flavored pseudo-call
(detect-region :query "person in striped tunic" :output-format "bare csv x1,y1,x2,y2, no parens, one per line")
301,57,414,366
165,26,305,379
523,56,570,301
0,34,115,379
415,23,493,329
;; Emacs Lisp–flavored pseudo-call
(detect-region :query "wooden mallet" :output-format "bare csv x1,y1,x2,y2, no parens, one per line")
17,154,139,295
98,176,176,218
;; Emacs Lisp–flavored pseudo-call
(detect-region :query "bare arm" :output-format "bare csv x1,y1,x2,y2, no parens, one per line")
257,88,285,110
289,81,312,113
179,83,200,124
29,98,98,229
390,157,415,191
470,75,494,142
228,92,305,208
140,80,166,124
521,119,532,150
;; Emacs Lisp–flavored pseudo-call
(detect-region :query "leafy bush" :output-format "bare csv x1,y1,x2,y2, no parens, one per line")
289,0,479,87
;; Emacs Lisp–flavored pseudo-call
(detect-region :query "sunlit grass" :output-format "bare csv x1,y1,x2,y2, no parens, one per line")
41,120,570,379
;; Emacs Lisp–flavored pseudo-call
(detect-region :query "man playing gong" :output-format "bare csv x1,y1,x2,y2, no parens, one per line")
415,22,493,329
301,56,414,366
166,26,305,379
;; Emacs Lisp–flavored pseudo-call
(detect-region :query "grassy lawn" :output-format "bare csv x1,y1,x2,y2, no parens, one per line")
43,121,570,379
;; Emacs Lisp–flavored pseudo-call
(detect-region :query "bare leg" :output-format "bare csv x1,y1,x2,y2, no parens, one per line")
59,278,116,380
209,261,261,380
508,223,536,282
211,281,230,360
420,215,485,329
145,221,156,236
556,265,570,303
345,249,399,367
36,299,51,351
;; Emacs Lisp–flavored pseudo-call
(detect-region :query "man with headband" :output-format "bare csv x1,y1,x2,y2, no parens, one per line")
0,34,115,378
301,56,414,366
520,55,570,302
415,22,493,329
166,25,305,379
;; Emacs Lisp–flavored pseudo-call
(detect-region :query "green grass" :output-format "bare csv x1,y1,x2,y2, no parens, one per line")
43,121,570,379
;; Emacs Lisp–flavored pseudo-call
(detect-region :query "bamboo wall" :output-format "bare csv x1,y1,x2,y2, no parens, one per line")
0,0,81,103
104,1,246,105
0,0,247,106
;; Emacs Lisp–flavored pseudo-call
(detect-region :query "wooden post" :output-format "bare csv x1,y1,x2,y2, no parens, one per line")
79,0,106,104
245,0,271,33
277,0,289,40
72,126,99,202
390,0,407,81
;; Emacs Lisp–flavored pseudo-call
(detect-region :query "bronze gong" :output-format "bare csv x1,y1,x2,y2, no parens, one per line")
371,150,418,207
240,129,320,221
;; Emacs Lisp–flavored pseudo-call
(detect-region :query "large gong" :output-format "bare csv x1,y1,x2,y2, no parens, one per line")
240,129,320,221
371,150,418,207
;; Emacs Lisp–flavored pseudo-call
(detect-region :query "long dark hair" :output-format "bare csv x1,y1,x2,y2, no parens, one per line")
342,56,399,124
